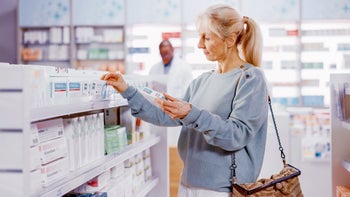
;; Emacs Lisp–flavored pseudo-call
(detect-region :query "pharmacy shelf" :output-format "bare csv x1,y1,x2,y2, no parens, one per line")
36,135,161,197
31,98,128,122
136,177,160,197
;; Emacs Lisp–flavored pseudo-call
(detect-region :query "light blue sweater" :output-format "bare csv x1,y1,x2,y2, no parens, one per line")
121,63,268,192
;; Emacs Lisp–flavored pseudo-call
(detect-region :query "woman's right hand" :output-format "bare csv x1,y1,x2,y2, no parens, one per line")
100,72,128,93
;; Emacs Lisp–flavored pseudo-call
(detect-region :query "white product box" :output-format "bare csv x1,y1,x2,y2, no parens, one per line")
90,80,106,101
86,114,96,163
30,123,40,147
37,118,64,143
140,86,166,101
123,172,133,197
124,156,135,168
67,81,82,98
63,118,74,170
29,146,41,171
144,167,153,182
30,169,42,195
134,153,143,164
81,80,90,97
91,114,100,160
77,49,88,60
40,157,68,187
63,117,81,170
143,148,151,159
97,113,105,157
78,116,87,166
119,106,136,134
135,160,144,177
104,108,119,125
29,67,50,108
49,27,62,44
110,162,125,179
49,76,68,105
143,157,151,171
39,137,67,165
63,27,70,44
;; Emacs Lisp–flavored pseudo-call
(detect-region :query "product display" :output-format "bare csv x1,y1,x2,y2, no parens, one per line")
141,86,166,101
0,64,164,197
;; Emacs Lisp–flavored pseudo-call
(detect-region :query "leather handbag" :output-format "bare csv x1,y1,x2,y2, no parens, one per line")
231,96,303,197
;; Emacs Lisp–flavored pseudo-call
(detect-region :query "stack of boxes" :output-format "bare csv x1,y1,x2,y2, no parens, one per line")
64,148,153,197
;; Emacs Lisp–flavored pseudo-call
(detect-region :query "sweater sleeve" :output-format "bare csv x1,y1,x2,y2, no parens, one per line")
121,86,181,126
180,68,269,151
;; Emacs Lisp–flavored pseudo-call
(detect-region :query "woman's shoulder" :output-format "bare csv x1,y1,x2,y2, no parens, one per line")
243,63,265,77
188,70,215,87
195,70,215,80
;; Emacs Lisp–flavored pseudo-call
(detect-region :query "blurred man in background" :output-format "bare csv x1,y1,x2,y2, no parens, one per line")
149,39,193,99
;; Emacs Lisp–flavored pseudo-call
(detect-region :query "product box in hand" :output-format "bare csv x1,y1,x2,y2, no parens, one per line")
140,87,166,101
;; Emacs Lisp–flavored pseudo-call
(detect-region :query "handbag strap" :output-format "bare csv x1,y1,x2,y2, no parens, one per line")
230,69,286,184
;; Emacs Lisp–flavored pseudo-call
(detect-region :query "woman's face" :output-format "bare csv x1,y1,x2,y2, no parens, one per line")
197,27,226,62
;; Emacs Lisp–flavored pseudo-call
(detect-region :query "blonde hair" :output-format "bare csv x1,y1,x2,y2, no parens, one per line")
196,4,263,67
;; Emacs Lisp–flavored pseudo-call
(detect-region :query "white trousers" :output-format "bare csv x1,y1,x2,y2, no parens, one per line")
178,183,231,197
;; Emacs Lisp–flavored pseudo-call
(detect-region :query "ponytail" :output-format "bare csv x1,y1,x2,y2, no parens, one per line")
239,16,263,67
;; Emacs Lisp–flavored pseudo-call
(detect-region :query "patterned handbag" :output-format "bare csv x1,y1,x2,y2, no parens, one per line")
231,96,303,197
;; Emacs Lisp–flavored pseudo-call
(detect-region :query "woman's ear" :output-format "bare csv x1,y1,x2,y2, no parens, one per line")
226,34,237,47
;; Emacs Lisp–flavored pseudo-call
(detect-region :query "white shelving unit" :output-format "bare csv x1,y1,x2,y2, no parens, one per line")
37,136,161,197
18,0,127,71
330,73,350,197
0,63,169,197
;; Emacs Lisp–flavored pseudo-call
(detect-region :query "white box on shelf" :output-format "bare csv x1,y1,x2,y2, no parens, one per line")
110,162,125,179
39,137,67,165
49,76,68,105
30,123,40,147
40,157,68,187
30,169,42,195
36,118,64,143
104,108,119,125
29,146,41,171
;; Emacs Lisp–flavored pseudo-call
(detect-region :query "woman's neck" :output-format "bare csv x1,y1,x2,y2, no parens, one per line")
217,55,245,73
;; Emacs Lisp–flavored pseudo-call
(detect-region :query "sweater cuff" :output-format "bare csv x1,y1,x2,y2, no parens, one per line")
180,105,200,126
121,86,137,100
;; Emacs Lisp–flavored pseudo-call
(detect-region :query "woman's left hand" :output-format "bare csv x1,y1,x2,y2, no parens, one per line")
155,93,192,119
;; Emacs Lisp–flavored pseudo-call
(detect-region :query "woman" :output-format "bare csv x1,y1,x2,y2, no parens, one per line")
101,4,268,197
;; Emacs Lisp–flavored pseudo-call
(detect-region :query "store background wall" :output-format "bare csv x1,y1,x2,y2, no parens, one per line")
0,0,17,64
5,0,350,196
